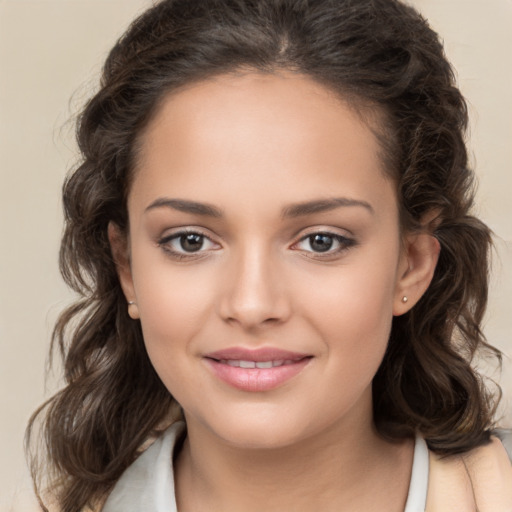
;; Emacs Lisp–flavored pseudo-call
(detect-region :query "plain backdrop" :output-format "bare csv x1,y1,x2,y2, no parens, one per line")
1,0,511,510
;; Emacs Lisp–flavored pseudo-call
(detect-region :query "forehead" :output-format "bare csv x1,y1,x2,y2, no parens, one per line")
130,71,396,217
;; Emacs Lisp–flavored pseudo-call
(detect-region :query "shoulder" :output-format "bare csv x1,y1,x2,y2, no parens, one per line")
462,432,512,511
426,431,512,512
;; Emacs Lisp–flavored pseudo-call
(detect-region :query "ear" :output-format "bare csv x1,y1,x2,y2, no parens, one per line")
393,223,441,316
108,222,140,319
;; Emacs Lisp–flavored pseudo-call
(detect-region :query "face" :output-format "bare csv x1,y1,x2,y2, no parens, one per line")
115,71,431,449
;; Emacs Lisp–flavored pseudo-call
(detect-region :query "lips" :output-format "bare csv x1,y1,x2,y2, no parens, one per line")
203,348,312,392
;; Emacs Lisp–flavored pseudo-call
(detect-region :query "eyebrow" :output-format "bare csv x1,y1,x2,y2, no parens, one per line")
144,196,374,218
145,198,224,217
281,197,374,218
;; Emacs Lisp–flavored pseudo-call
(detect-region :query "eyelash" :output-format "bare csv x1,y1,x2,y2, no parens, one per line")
292,232,357,259
158,228,218,261
157,229,356,261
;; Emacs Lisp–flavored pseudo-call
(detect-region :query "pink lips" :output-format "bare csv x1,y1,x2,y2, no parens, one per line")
203,348,312,392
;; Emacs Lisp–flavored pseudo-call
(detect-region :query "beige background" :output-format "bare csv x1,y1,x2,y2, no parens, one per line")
1,0,511,510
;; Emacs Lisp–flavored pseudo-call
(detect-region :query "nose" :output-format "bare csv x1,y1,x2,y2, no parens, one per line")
217,244,292,331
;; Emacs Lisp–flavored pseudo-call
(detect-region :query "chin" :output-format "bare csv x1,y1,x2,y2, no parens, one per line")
218,424,306,451
191,404,324,451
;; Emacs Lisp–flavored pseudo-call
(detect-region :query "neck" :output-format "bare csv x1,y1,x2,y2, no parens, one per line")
174,398,414,512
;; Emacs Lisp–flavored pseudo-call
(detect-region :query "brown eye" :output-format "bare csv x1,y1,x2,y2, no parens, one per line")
309,234,334,253
293,231,356,257
158,229,219,259
179,233,205,252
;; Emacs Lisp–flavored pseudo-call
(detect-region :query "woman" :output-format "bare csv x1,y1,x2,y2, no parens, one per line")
27,0,512,510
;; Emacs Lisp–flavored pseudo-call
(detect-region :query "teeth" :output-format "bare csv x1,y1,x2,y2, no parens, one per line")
256,361,273,369
218,359,297,368
239,360,256,369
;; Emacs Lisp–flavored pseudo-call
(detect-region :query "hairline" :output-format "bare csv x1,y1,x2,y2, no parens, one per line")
126,66,401,214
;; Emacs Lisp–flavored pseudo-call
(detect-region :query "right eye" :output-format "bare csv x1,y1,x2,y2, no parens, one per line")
158,229,220,259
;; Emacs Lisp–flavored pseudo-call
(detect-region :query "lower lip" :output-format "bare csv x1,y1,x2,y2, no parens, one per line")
204,358,312,392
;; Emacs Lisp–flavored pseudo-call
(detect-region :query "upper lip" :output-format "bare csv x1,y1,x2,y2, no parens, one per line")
204,347,311,362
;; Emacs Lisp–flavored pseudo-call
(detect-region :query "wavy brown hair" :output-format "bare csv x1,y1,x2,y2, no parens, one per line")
27,0,502,510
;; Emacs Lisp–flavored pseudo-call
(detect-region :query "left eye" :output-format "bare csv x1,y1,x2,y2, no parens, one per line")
294,232,353,254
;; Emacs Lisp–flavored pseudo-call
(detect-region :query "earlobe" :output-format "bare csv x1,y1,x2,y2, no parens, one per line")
393,231,440,316
108,222,140,319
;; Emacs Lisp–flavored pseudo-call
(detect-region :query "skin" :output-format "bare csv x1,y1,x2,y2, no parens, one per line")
110,70,440,511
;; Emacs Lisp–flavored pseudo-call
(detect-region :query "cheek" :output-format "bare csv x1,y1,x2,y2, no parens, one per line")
131,257,216,379
300,268,396,416
298,252,398,367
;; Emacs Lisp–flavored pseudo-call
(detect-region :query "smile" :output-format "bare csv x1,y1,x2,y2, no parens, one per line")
203,348,313,392
218,359,299,368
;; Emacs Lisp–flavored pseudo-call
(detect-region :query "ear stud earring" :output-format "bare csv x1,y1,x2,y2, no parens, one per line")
127,300,140,320
401,296,408,303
